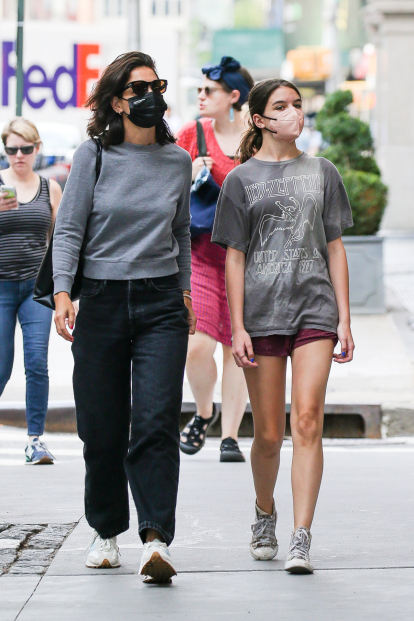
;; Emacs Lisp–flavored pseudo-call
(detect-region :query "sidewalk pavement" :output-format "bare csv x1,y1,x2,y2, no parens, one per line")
1,426,413,620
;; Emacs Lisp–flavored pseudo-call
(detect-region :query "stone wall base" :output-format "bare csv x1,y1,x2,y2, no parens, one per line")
381,408,414,437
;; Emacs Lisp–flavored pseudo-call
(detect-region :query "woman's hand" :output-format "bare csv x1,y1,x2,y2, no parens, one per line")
192,156,214,181
54,292,76,343
333,322,355,363
232,328,258,368
0,191,18,212
183,295,197,335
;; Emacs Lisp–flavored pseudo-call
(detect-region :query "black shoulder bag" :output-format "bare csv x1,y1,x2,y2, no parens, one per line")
33,138,103,310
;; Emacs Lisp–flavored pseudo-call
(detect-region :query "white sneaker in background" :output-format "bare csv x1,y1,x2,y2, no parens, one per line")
25,438,54,465
250,501,279,561
285,526,314,574
139,539,177,583
85,530,120,568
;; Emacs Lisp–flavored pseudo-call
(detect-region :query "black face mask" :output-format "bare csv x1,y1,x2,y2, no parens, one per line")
123,91,168,128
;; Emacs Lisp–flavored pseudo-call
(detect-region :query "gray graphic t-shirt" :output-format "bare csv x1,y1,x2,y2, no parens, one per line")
211,153,353,337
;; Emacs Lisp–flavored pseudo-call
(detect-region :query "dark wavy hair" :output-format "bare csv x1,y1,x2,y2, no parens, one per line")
86,52,176,149
237,79,302,163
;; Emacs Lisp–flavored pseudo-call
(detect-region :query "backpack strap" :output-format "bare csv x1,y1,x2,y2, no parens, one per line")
196,120,208,158
93,137,103,183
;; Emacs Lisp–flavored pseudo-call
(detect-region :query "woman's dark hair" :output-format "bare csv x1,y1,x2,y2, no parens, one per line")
216,67,254,111
237,79,302,163
86,52,176,149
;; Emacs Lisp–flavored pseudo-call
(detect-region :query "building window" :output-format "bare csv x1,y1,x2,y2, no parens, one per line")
150,0,183,17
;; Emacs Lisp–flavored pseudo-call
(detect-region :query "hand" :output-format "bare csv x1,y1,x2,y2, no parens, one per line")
0,192,18,212
232,328,258,368
184,296,197,335
192,156,214,181
333,322,355,363
54,292,76,343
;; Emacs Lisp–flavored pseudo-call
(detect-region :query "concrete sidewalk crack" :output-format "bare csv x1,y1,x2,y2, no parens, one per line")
14,575,44,621
176,565,414,573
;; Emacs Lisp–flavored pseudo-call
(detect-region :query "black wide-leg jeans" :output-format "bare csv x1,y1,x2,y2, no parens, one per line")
72,275,189,545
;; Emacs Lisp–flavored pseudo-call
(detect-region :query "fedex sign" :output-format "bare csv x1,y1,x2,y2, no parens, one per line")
2,41,100,109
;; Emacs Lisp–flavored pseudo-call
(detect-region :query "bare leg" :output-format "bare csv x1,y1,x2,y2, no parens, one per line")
244,356,287,515
186,331,217,419
146,528,164,543
290,339,334,530
221,344,248,440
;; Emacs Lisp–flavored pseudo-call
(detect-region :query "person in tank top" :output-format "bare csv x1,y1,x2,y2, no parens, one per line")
0,118,62,465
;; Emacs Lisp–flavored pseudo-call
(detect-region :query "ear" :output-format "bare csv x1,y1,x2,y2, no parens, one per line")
111,96,123,115
35,141,42,154
230,89,241,106
252,113,265,129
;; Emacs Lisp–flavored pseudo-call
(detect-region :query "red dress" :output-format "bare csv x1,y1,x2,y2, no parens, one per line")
177,118,237,346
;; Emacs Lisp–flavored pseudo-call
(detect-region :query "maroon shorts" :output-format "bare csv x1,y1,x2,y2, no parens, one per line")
251,329,338,357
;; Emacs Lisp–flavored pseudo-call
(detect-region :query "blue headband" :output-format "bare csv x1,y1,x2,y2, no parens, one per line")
202,56,250,105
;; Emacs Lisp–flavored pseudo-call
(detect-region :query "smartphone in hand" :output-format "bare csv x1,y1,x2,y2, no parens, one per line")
1,185,16,198
0,185,18,209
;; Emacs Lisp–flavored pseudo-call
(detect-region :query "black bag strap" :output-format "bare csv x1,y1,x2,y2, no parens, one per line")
93,137,103,183
196,120,208,158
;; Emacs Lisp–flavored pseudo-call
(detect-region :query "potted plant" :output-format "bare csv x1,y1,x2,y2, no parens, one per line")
316,90,388,313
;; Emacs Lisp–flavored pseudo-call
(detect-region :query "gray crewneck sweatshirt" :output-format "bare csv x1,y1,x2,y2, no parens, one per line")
53,139,192,294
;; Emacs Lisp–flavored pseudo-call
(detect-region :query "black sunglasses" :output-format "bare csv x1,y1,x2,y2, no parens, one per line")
197,86,223,97
4,144,37,155
121,79,168,98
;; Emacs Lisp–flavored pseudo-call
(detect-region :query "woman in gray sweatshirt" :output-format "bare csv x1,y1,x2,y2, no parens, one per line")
53,52,195,583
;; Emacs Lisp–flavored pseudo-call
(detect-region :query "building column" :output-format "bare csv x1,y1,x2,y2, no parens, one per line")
365,0,414,230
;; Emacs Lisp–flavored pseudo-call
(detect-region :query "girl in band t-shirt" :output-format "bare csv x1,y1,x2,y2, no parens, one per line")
212,79,354,574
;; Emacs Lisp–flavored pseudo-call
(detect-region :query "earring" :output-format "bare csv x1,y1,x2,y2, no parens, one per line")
229,107,235,123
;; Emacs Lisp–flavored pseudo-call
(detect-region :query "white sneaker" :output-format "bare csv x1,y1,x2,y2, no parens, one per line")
25,438,54,465
250,501,279,561
285,527,314,574
139,539,177,583
85,530,121,568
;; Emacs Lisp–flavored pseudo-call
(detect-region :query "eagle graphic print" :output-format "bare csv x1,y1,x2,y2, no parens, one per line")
211,153,353,337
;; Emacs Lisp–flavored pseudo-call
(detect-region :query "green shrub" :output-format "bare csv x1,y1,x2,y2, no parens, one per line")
316,90,387,235
341,170,387,236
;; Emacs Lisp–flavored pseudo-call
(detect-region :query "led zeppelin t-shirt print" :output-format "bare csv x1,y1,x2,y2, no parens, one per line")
212,153,353,337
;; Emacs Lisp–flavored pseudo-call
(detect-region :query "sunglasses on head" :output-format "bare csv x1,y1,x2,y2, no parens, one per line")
197,86,223,97
121,79,168,99
5,145,37,155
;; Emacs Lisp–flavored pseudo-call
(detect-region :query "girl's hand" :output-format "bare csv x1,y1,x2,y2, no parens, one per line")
192,156,214,181
54,292,76,342
184,295,197,335
232,328,258,368
333,322,355,363
0,192,18,212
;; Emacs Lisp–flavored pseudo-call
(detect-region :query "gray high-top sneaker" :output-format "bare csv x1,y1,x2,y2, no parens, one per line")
250,501,278,561
285,527,314,574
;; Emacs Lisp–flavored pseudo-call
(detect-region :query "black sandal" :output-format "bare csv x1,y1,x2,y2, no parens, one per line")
220,437,246,462
180,404,219,455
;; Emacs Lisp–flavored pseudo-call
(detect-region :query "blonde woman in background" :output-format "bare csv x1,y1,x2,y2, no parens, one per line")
0,118,62,464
